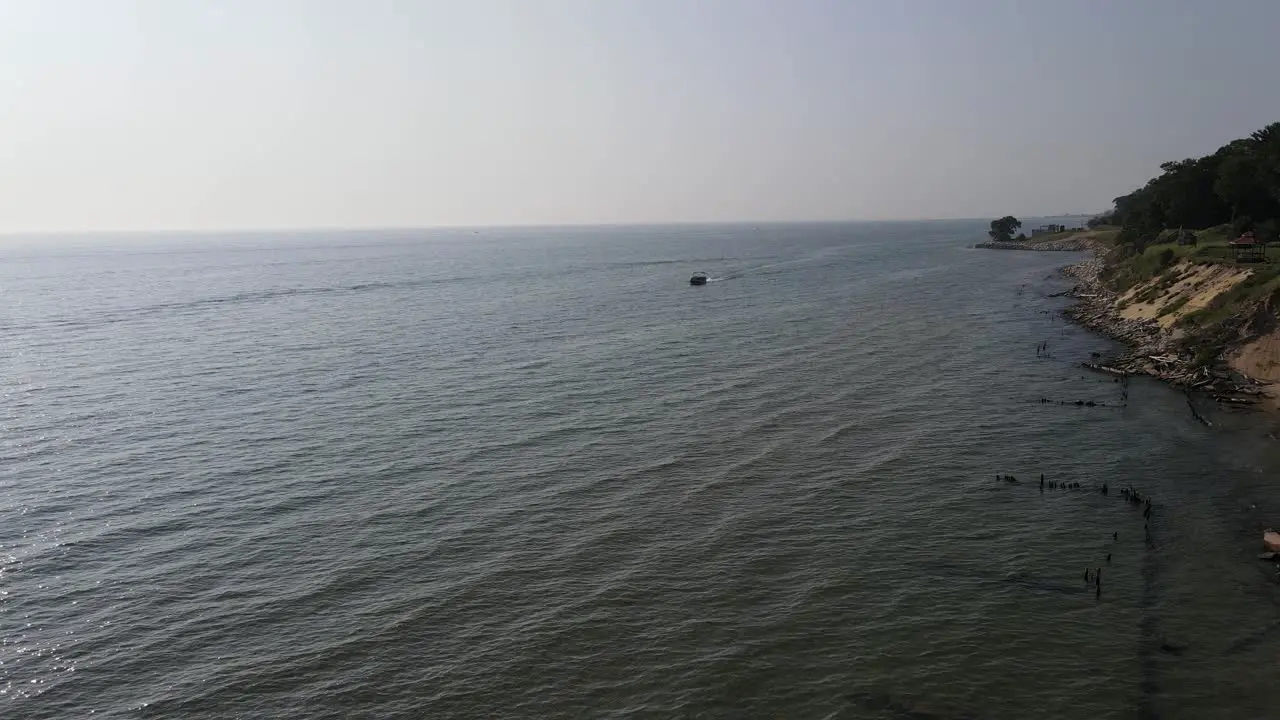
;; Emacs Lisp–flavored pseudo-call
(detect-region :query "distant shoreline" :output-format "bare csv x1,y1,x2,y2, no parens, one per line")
974,230,1113,252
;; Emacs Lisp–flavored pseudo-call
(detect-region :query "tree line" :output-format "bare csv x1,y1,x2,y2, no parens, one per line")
1092,122,1280,247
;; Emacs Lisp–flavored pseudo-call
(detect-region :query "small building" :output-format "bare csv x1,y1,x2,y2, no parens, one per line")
1230,231,1266,262
1030,224,1067,236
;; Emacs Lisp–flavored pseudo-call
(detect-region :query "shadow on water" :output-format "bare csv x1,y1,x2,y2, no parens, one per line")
1137,517,1163,720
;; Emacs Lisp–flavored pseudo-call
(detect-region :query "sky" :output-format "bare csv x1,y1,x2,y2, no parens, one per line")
1,0,1279,232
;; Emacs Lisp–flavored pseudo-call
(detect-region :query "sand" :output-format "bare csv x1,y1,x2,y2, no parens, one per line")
1118,263,1254,329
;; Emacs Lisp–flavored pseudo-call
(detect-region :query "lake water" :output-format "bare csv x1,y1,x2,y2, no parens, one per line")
4,222,1280,719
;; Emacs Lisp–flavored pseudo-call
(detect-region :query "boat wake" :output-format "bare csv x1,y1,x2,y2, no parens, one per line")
709,257,803,283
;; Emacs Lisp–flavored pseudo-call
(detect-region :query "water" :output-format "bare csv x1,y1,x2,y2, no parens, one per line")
3,222,1280,719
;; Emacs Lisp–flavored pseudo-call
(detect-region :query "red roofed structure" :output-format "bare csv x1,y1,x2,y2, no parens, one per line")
1230,231,1266,262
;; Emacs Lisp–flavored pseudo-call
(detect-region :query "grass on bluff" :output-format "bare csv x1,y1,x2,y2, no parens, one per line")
1105,225,1280,294
1025,230,1077,242
1178,266,1280,328
1132,266,1186,304
1020,227,1118,246
1187,223,1280,263
1156,295,1190,318
1105,243,1198,292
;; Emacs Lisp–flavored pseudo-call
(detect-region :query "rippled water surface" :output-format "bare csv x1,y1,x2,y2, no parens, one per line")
4,222,1280,719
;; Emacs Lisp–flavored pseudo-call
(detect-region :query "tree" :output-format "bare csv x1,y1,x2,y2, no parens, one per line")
1251,122,1280,145
1254,126,1280,208
1105,121,1280,248
1233,215,1255,237
988,216,1022,242
1214,153,1262,221
1256,219,1280,243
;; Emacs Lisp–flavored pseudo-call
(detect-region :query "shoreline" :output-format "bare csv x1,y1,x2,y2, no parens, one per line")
974,235,1100,251
974,231,1276,411
1058,251,1273,410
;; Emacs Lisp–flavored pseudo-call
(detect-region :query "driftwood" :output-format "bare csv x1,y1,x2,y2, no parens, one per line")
1081,362,1128,376
1214,396,1257,405
1037,398,1120,408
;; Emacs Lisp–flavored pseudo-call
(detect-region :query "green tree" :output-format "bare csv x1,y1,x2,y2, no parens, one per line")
1214,152,1261,221
1256,219,1280,243
1107,121,1280,248
1233,215,1255,237
988,216,1022,242
1251,122,1280,145
1161,157,1228,227
1254,124,1280,208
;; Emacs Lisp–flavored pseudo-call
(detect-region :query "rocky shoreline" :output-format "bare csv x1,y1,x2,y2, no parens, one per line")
975,236,1101,251
1059,255,1271,410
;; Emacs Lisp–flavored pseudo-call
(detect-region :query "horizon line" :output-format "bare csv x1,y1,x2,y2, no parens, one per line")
0,213,1104,237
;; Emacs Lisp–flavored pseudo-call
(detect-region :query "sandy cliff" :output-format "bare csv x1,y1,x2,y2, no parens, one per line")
1061,247,1280,409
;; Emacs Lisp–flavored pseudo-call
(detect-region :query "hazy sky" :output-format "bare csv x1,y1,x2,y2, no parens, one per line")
2,0,1279,231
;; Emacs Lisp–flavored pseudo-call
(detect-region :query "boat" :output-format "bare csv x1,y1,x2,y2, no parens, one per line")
689,272,708,286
